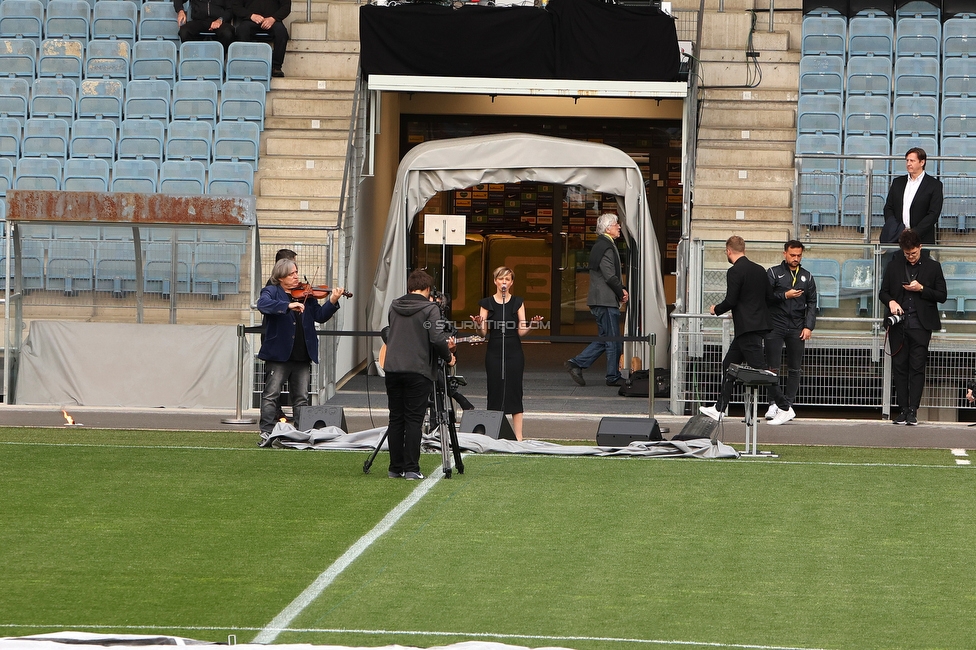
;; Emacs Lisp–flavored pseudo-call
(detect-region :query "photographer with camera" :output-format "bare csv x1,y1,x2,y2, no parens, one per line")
383,270,455,480
879,229,947,426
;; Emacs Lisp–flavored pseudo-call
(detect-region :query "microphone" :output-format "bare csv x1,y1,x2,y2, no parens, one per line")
501,285,507,293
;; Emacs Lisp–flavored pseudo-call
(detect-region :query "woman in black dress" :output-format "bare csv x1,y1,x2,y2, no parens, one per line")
471,266,542,441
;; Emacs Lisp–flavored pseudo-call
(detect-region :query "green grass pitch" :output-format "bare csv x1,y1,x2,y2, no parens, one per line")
2,428,975,650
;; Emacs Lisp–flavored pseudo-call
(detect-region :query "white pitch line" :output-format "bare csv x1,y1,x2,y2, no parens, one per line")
251,468,445,644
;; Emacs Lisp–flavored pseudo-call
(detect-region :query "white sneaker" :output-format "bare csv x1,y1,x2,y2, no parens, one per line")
768,407,796,425
699,405,724,421
764,404,779,420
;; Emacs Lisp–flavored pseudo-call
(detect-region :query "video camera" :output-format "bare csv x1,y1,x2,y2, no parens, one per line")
429,289,457,336
885,313,905,328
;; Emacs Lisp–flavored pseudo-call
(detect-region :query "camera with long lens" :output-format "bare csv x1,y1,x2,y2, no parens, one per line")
885,313,905,328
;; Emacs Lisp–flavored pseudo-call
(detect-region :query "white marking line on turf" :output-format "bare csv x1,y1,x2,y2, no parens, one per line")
950,449,970,465
251,468,446,644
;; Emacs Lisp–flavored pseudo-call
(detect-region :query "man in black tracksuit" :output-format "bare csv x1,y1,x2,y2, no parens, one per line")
764,240,818,426
174,0,235,53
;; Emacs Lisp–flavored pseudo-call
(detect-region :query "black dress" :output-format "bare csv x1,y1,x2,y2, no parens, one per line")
479,295,524,415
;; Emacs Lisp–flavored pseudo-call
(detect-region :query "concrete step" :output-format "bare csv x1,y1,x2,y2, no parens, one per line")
264,116,351,131
703,88,799,103
258,210,341,228
256,196,342,212
699,48,800,64
697,126,796,142
696,166,796,186
699,59,798,88
265,136,348,157
699,105,795,128
258,156,347,173
259,176,344,197
270,77,357,92
696,146,795,168
696,186,792,209
692,205,795,222
281,50,359,80
270,97,355,118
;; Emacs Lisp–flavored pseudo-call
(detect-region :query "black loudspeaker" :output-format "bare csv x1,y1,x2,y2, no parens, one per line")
671,413,720,441
295,405,347,432
595,416,662,446
458,409,517,440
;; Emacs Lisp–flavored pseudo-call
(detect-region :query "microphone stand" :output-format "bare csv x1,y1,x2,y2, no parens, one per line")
500,286,507,418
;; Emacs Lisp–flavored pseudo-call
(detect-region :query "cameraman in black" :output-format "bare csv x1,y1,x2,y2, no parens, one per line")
384,270,455,480
879,228,947,425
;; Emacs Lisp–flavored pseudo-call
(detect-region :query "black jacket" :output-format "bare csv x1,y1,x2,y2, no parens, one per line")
234,0,291,22
881,173,944,244
173,0,234,21
766,261,818,332
715,256,772,336
879,250,947,332
384,293,452,381
586,234,624,307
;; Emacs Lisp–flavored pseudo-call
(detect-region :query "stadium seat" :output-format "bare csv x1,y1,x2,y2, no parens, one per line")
118,118,164,163
939,136,976,231
942,16,974,58
47,240,94,293
78,79,124,124
0,78,30,125
0,237,45,292
796,136,841,228
939,261,976,313
92,1,138,47
159,159,206,194
895,0,940,19
213,119,259,170
219,80,266,129
138,2,180,42
844,94,890,135
29,77,77,121
15,157,62,190
0,0,44,46
192,244,240,298
847,55,892,96
849,0,894,15
894,17,940,58
797,93,842,136
123,79,170,121
0,38,37,80
941,97,976,138
38,38,84,82
95,240,138,295
0,118,20,164
799,54,845,96
69,118,117,161
44,0,91,43
172,80,218,124
893,55,939,97
86,40,130,84
131,40,178,87
849,14,893,58
111,157,157,192
892,135,937,173
796,132,842,172
840,258,874,314
892,95,938,137
179,41,224,84
63,156,110,191
0,157,13,195
841,134,889,229
165,119,211,163
801,13,847,57
802,259,841,310
22,117,70,162
225,42,272,90
207,160,253,195
942,57,976,99
144,241,191,294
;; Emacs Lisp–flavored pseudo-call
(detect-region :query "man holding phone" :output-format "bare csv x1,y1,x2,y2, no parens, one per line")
879,228,947,425
764,240,818,426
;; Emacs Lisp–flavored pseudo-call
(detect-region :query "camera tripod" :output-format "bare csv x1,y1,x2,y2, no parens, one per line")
362,359,466,478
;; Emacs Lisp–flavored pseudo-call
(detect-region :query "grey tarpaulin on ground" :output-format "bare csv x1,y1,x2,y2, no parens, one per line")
259,422,740,459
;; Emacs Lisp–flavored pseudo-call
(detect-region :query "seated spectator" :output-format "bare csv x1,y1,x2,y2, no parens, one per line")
174,0,236,53
234,0,291,77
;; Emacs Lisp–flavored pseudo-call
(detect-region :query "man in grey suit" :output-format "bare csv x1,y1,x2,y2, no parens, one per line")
565,213,629,387
881,147,943,245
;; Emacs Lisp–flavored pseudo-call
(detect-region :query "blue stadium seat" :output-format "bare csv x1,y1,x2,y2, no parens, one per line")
118,118,164,163
0,237,45,292
939,136,976,231
63,156,110,191
165,119,211,163
942,16,973,58
0,78,30,125
92,1,138,47
95,240,138,295
941,97,976,138
29,78,77,122
219,80,266,129
159,159,205,194
15,157,62,190
144,241,191,294
801,13,847,57
939,261,976,313
130,40,178,87
797,138,841,229
895,17,940,58
844,94,890,135
22,117,69,162
849,14,894,58
797,93,842,135
69,118,116,161
179,41,224,83
796,132,842,171
841,134,889,228
799,54,844,96
172,80,218,124
893,55,939,97
226,42,272,90
0,0,44,46
111,157,157,192
0,38,37,79
847,55,892,96
38,38,84,81
138,2,180,42
895,0,940,19
78,79,124,124
47,240,94,293
840,258,874,314
123,79,170,121
192,243,240,298
942,57,976,98
207,160,253,195
85,40,130,84
0,157,13,195
802,259,841,310
44,0,90,43
892,135,937,174
0,118,19,163
892,95,938,138
213,119,259,170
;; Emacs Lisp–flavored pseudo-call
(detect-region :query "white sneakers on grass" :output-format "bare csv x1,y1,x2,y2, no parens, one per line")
765,404,779,420
768,407,796,425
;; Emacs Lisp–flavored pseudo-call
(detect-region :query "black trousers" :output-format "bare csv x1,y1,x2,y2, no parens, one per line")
716,331,767,412
385,371,431,474
765,328,805,409
179,19,235,52
236,20,289,67
889,324,931,413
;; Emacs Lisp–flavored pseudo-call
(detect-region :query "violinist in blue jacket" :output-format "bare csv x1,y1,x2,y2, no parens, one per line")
257,258,344,435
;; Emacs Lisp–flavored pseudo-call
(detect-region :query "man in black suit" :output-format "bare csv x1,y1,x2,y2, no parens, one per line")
881,147,943,245
700,236,774,421
879,228,947,425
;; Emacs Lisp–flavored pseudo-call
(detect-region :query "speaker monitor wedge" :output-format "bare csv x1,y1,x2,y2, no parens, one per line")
295,405,347,432
595,416,662,447
458,409,517,440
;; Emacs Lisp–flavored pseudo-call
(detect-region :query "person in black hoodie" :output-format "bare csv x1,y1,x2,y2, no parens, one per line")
383,270,454,480
173,0,236,53
234,0,291,77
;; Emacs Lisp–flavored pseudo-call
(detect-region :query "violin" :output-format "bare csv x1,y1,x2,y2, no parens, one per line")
288,282,353,300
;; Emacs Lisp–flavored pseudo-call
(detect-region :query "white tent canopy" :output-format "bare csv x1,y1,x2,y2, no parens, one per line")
368,132,668,367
